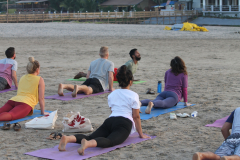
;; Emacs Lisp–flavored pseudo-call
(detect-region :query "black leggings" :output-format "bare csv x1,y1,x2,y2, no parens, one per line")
74,116,132,148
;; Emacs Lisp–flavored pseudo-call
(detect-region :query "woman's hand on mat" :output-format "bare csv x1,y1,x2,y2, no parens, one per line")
140,134,151,139
184,102,192,106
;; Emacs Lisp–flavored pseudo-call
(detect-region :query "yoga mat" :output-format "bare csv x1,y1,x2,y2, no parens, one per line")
25,132,156,160
45,91,111,101
205,116,229,128
140,102,195,120
0,86,17,93
67,78,146,84
0,110,53,127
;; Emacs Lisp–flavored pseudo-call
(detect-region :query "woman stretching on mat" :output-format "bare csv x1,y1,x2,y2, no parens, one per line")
0,57,48,128
141,56,191,114
58,65,150,155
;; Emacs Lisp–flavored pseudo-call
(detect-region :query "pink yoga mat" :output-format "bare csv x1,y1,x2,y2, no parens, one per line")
45,91,111,101
0,86,17,93
25,133,156,160
205,116,229,128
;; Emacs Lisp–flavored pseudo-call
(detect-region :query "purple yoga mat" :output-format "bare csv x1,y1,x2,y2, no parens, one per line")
45,91,111,101
205,116,229,128
25,133,156,160
0,86,17,93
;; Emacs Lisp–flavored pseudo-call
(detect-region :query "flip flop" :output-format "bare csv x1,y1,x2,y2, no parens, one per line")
146,88,155,95
47,132,63,140
13,123,21,131
2,122,11,130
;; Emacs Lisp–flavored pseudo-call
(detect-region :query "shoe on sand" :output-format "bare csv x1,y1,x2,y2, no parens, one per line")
170,113,177,120
176,113,190,118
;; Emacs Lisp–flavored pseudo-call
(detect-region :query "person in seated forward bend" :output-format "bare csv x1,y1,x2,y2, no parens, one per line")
0,47,18,90
141,56,191,114
193,107,240,160
0,57,48,121
58,65,150,155
58,46,114,97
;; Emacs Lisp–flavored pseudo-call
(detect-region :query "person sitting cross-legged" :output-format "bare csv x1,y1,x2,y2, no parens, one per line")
193,107,240,160
58,65,150,155
58,46,115,97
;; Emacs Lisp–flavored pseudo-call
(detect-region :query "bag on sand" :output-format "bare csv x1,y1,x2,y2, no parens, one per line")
25,110,58,129
62,112,93,133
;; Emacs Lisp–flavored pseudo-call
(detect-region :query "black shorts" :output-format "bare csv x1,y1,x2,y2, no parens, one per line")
82,78,104,94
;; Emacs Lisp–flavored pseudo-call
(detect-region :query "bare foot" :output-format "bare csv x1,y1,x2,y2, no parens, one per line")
145,101,154,114
220,156,240,160
72,85,78,97
58,84,64,96
58,135,68,151
77,139,87,155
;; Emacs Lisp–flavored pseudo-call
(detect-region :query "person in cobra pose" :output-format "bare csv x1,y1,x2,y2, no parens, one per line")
141,56,191,114
0,57,48,123
58,65,150,155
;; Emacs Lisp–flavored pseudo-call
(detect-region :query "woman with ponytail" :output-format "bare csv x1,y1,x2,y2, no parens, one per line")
58,65,149,155
0,57,48,123
141,56,191,114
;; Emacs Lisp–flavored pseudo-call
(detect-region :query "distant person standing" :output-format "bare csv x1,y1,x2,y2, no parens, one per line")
0,47,18,91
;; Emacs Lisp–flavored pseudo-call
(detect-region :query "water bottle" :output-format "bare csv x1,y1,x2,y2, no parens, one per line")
191,111,198,117
157,81,162,93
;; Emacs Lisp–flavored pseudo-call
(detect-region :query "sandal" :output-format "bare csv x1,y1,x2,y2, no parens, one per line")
2,122,11,130
146,88,155,95
47,132,63,140
13,123,21,131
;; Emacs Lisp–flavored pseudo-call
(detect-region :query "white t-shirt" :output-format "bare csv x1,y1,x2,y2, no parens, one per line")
108,89,140,134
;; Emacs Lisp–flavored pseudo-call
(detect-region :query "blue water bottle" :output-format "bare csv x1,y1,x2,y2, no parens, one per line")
157,81,162,93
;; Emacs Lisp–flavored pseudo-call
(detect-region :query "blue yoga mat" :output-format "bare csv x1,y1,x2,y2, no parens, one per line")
0,110,53,127
140,102,195,120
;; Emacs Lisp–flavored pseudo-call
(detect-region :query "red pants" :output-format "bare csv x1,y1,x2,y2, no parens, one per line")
113,68,118,81
0,100,32,121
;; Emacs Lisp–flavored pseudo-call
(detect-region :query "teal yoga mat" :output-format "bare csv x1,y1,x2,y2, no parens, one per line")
0,110,53,126
140,102,195,120
67,77,146,84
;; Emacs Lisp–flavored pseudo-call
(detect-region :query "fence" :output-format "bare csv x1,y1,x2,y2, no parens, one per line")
0,10,198,24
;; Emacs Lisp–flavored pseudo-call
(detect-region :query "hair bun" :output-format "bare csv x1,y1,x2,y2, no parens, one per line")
29,57,35,63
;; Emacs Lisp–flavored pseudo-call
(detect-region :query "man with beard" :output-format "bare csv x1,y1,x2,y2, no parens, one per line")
124,49,141,75
0,47,18,91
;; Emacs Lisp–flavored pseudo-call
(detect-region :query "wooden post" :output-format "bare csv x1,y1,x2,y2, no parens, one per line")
42,13,44,22
25,14,26,23
149,11,151,24
115,12,116,24
17,13,19,23
181,10,183,23
156,11,158,25
163,11,165,25
108,12,109,24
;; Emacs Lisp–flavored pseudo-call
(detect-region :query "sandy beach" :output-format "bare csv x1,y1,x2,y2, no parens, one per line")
0,23,240,160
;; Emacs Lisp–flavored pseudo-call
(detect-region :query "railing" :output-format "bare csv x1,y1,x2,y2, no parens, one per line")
0,11,198,23
204,5,239,11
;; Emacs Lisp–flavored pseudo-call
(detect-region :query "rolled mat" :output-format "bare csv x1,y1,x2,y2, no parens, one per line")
205,116,229,128
0,86,17,93
140,102,195,120
0,110,53,126
25,132,156,160
67,78,146,84
45,91,111,101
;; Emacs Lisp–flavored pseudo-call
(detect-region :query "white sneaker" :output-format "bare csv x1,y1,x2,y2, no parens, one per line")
176,113,190,118
170,113,177,120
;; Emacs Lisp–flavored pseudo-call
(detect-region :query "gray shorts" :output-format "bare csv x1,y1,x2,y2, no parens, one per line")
215,133,240,157
0,77,8,91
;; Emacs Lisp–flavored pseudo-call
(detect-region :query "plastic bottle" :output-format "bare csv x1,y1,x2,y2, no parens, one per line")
157,81,162,93
191,111,198,117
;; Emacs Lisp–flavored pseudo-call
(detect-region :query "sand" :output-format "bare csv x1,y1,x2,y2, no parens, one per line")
0,23,240,160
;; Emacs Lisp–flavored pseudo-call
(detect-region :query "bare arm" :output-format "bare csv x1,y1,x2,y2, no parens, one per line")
108,71,114,91
132,109,150,139
11,70,18,88
38,77,47,115
221,122,232,140
86,70,91,79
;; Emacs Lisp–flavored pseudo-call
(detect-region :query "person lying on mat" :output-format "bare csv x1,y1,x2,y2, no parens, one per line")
58,65,150,155
0,47,18,91
58,46,114,97
192,107,240,160
141,56,191,114
0,57,48,122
